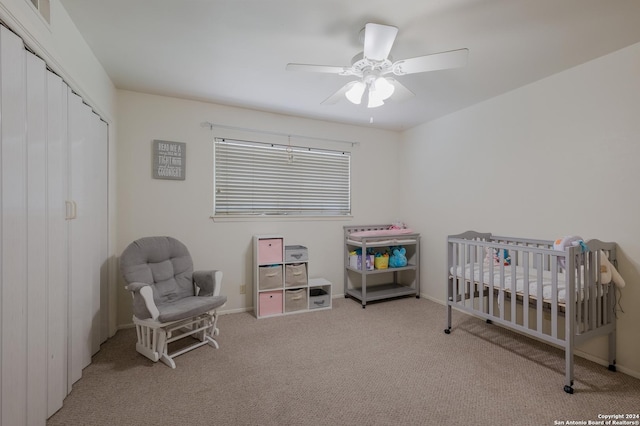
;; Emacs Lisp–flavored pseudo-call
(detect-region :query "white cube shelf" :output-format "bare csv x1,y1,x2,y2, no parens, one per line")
253,235,332,318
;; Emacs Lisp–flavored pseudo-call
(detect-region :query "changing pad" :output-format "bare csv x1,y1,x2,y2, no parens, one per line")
348,228,415,240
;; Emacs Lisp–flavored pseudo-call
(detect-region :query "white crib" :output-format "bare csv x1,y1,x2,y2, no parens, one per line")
445,231,618,393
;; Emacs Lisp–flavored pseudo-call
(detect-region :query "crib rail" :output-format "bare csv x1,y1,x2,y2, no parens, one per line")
445,231,617,393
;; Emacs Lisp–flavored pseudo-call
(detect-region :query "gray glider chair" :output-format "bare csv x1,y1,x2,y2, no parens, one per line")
120,236,227,368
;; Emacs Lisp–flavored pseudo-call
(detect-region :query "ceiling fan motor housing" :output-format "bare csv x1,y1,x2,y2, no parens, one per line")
347,52,394,78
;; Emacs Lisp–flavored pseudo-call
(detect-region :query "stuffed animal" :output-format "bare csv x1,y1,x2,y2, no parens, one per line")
484,247,511,266
553,236,588,253
553,236,588,268
599,250,626,289
389,247,407,268
389,220,405,230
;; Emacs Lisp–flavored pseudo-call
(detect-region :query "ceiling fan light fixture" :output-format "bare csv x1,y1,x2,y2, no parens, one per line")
345,81,366,104
373,77,395,101
367,90,385,108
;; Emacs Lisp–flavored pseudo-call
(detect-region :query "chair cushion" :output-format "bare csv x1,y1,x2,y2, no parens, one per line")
157,295,227,323
120,236,195,305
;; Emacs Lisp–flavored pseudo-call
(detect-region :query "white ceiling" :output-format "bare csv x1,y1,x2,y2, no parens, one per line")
60,0,640,131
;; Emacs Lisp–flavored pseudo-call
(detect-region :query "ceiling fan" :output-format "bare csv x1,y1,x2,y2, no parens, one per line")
286,23,469,108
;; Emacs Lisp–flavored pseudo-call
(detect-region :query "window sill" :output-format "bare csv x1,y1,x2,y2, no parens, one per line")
210,215,353,223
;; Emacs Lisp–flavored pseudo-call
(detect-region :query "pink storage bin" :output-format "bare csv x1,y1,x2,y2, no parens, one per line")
258,238,283,264
259,291,283,316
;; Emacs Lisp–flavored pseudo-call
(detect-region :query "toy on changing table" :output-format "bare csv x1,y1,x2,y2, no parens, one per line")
389,220,406,230
389,247,407,268
374,252,389,269
349,248,375,271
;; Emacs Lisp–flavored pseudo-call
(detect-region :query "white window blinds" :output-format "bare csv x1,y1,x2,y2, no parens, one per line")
214,138,351,216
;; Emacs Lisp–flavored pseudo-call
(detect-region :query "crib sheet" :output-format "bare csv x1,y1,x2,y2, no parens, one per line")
450,263,575,304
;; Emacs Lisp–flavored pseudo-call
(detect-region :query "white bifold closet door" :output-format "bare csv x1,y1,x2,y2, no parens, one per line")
26,46,49,426
1,24,29,426
0,25,108,425
46,70,70,417
68,90,108,383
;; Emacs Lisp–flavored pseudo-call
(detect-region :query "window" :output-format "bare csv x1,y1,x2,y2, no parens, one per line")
214,138,351,217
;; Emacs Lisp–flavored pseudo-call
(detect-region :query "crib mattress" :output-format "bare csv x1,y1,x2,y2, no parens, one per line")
449,263,602,304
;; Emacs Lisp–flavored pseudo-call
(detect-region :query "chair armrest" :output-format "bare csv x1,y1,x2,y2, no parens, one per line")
193,270,223,297
125,282,160,320
125,281,148,293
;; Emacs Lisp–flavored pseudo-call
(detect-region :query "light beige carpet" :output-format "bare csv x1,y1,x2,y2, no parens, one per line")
48,297,640,426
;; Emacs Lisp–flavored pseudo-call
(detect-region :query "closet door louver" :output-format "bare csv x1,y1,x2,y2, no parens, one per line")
26,49,49,426
46,70,69,417
1,25,29,426
68,91,93,384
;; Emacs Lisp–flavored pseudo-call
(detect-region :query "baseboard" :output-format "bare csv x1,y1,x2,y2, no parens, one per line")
117,322,135,330
421,294,445,305
574,349,640,380
219,307,252,315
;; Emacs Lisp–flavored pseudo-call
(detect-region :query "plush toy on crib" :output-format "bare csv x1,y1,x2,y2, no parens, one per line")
389,247,407,268
554,236,626,288
599,250,626,289
553,236,589,268
484,247,511,266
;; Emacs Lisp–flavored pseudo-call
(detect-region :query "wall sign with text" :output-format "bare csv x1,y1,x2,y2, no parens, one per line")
153,140,186,180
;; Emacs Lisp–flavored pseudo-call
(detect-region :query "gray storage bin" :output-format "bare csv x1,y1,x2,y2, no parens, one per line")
258,265,283,290
285,263,307,287
309,288,330,309
285,245,308,262
285,288,307,312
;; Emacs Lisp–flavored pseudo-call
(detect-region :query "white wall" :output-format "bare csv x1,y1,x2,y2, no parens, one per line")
116,90,401,323
399,42,640,377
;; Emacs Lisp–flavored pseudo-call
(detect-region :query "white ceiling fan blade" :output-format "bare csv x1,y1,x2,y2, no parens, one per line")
286,63,348,74
386,78,415,102
321,81,357,105
392,48,469,75
363,23,398,61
